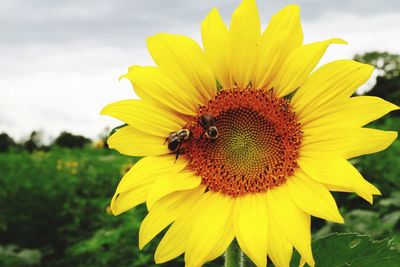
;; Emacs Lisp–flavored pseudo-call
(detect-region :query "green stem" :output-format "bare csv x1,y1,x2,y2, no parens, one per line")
224,240,243,267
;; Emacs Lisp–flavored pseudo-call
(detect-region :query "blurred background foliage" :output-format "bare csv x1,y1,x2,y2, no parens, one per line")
0,51,399,267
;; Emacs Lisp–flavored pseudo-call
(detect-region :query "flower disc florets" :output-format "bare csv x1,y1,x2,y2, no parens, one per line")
183,88,303,196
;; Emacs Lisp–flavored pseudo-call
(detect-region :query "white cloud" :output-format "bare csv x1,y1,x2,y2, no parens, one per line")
0,43,147,140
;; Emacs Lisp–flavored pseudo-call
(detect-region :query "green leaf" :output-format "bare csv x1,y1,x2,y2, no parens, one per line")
290,233,400,267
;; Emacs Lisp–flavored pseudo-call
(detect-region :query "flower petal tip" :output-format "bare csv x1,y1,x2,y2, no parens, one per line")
110,206,120,216
382,131,398,149
362,63,375,74
138,238,146,250
373,187,382,196
99,105,110,116
154,251,167,265
110,195,122,216
304,257,315,267
388,103,400,112
328,210,345,224
285,4,300,12
233,0,259,19
363,195,374,204
145,35,157,49
209,6,218,14
330,38,348,45
299,257,306,267
118,73,128,81
146,33,167,45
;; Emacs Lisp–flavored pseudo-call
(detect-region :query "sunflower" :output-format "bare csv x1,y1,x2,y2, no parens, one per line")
101,0,398,266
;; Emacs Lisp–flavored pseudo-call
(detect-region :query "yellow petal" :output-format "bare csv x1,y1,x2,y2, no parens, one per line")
229,0,260,88
146,171,201,210
298,152,381,203
107,126,169,157
287,170,344,223
110,155,186,215
292,60,373,117
267,186,315,266
272,38,347,97
267,220,293,267
114,155,187,195
139,186,205,249
111,184,149,216
300,96,399,129
302,127,398,159
254,5,303,89
155,206,197,263
154,191,209,264
233,193,268,267
147,33,216,101
101,99,186,137
201,8,233,89
203,229,235,265
121,66,198,115
185,192,235,267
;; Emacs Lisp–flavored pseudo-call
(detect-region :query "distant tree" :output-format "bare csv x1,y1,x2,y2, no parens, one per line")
97,127,111,149
0,133,16,152
53,132,91,148
23,131,42,153
354,52,400,105
355,52,400,79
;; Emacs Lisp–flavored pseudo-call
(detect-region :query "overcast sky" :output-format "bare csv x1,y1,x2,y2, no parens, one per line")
1,0,400,141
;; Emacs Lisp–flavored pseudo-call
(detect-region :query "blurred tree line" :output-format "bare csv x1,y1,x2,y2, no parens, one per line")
354,51,400,106
0,130,109,153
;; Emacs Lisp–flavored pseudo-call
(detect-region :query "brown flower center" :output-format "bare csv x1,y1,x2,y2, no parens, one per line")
183,88,302,196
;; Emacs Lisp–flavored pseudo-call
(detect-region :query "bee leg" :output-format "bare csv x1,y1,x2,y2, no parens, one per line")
174,143,183,163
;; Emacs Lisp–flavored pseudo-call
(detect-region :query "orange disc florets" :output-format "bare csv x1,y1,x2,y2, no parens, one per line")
183,88,302,197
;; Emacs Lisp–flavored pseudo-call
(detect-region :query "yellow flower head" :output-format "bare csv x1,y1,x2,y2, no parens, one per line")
101,0,398,266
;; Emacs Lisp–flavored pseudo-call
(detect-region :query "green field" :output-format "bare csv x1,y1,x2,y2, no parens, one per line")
0,117,399,267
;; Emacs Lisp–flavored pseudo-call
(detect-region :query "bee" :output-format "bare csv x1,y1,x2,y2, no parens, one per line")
164,129,191,160
199,114,218,140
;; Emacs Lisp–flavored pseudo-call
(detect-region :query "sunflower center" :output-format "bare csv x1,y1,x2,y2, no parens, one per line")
184,88,302,196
